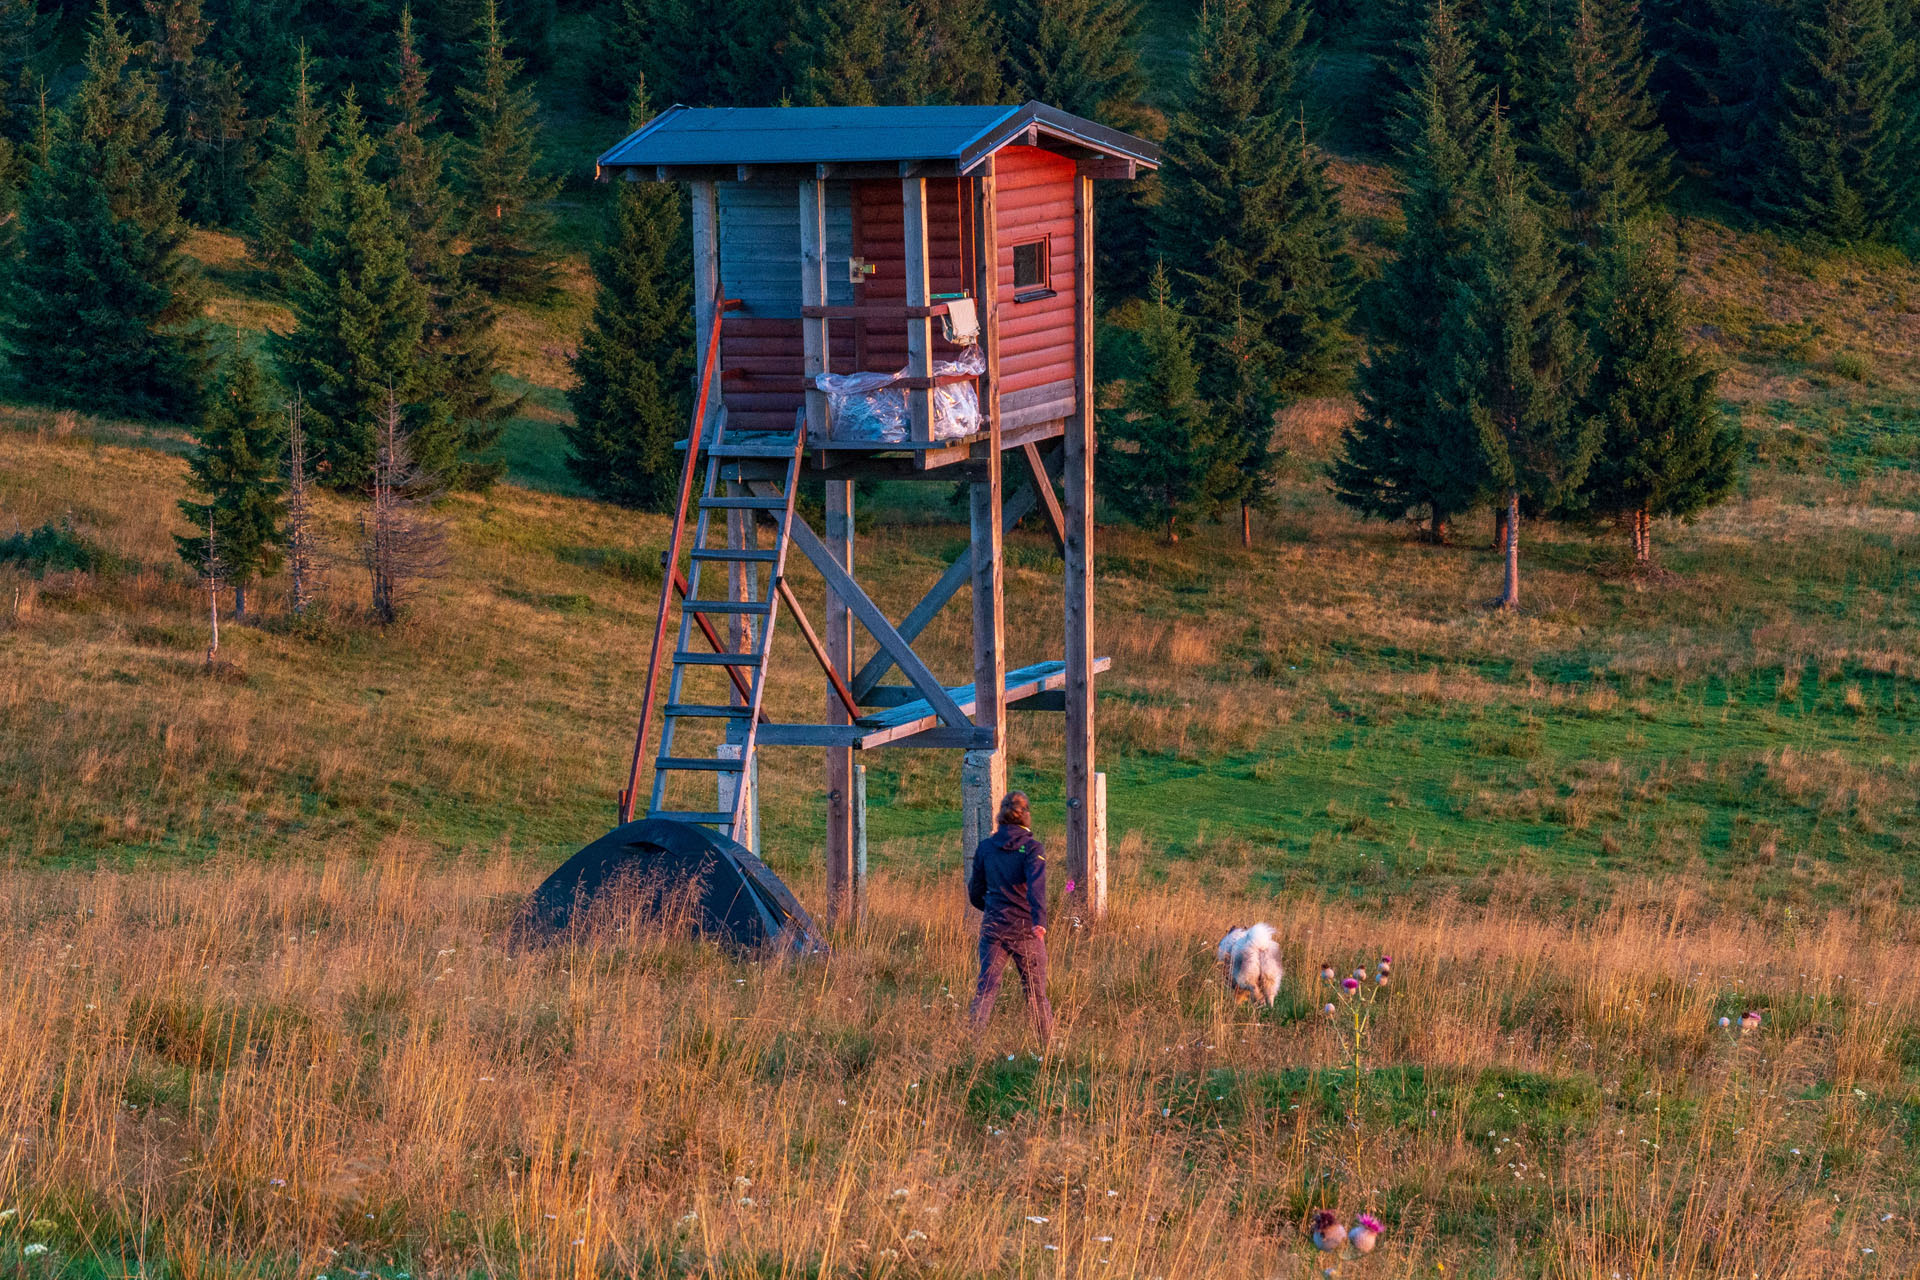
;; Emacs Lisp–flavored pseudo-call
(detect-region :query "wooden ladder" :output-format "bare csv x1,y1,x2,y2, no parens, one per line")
628,410,805,842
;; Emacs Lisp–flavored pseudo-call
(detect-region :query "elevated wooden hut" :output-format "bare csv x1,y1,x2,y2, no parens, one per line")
595,103,1157,925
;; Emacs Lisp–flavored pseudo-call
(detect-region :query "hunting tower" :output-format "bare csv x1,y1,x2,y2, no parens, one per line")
595,103,1157,926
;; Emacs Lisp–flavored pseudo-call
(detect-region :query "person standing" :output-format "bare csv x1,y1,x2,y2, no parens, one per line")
966,790,1055,1046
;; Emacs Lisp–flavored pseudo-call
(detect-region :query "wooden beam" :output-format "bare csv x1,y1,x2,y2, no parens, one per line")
691,181,721,439
847,481,1040,699
1064,170,1099,917
824,479,855,927
799,179,830,442
1022,441,1066,551
756,481,973,730
974,159,1001,444
902,176,934,444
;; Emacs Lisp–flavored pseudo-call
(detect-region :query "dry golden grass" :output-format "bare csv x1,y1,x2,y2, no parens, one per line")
0,857,1915,1278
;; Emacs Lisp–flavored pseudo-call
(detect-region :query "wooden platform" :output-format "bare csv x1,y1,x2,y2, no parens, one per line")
754,658,1109,749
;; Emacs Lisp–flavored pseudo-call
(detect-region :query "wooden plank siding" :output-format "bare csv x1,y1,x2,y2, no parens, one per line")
991,147,1077,398
852,177,969,371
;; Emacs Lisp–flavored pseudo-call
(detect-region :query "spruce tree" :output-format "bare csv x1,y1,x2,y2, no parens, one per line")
273,91,433,491
1763,0,1917,239
457,0,557,301
1435,113,1597,609
0,1,208,421
1579,231,1737,567
1686,0,1799,213
566,85,693,511
1097,266,1242,543
1159,0,1355,541
997,0,1146,126
1536,0,1672,280
0,0,40,148
1332,0,1491,542
143,0,258,226
176,352,287,618
595,0,788,110
252,43,330,278
1470,0,1565,139
385,7,510,487
787,0,894,105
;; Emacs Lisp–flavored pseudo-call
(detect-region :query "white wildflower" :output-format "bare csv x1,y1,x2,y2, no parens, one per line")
24,1243,49,1257
1025,1215,1049,1225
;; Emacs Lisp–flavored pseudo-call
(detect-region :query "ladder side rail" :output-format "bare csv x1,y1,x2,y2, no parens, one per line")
619,294,729,823
653,437,731,817
725,428,807,832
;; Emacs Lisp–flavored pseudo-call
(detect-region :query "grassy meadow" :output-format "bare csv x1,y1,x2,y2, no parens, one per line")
5,12,1920,1270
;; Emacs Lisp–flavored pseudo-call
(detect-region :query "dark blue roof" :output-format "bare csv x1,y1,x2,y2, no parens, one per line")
597,102,1158,174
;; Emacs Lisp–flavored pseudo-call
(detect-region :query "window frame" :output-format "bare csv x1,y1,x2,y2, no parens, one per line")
1010,236,1054,302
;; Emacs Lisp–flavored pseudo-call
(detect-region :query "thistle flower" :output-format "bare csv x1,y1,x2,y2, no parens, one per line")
1380,955,1392,966
1321,965,1336,982
1343,977,1360,993
1349,1214,1383,1254
1309,1210,1345,1252
1718,1016,1730,1028
1323,1002,1337,1015
1376,973,1389,986
1740,1010,1762,1033
1353,968,1367,981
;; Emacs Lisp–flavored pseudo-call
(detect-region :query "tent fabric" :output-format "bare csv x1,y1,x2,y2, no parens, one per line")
517,818,825,954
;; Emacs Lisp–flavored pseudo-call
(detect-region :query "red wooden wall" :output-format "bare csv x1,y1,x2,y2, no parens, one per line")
989,146,1077,398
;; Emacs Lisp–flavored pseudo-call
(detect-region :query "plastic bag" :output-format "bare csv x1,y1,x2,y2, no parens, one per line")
816,369,909,443
930,346,986,441
815,345,986,444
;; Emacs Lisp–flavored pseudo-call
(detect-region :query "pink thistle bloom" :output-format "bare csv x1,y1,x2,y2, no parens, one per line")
1376,973,1389,986
1309,1210,1345,1252
1740,1010,1762,1032
1380,956,1392,965
1320,965,1335,982
1353,968,1367,981
1323,1002,1337,1015
1349,1215,1383,1253
1343,977,1360,993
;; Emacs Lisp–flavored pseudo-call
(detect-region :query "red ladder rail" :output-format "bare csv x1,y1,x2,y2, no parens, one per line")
618,296,736,824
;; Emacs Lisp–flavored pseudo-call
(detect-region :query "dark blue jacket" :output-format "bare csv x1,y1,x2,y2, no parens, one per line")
969,824,1046,937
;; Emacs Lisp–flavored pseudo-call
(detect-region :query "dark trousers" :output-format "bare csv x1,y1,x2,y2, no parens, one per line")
968,930,1054,1045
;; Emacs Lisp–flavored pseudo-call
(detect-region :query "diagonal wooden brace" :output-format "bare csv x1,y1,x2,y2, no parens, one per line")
847,470,1049,700
1022,442,1067,552
775,575,861,721
754,480,972,728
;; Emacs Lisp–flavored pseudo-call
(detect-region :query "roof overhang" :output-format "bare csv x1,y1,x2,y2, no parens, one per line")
595,101,1158,184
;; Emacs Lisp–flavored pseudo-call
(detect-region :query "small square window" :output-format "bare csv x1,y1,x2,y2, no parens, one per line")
1012,239,1051,298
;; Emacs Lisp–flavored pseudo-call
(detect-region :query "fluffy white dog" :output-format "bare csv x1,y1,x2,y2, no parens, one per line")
1216,922,1283,1006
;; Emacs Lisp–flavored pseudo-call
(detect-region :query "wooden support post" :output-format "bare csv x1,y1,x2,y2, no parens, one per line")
973,161,1000,440
853,762,868,929
1090,770,1108,921
1064,171,1099,919
824,478,857,927
903,175,934,444
691,181,721,441
966,163,1007,904
723,479,758,843
800,179,830,441
961,749,994,928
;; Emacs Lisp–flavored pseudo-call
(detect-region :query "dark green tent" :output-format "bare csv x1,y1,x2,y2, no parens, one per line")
517,818,824,954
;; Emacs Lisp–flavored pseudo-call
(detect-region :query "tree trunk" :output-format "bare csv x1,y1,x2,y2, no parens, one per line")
1493,504,1509,552
1167,516,1178,544
1429,506,1449,545
234,582,248,622
1634,508,1652,568
1241,503,1252,549
1500,490,1521,610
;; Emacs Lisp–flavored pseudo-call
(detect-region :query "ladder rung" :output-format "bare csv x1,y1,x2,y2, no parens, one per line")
709,442,799,458
674,651,761,665
665,703,750,719
700,496,787,510
648,810,735,824
655,756,746,772
690,548,780,563
683,599,771,615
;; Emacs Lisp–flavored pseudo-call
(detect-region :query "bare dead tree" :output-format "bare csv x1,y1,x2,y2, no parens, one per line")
285,393,323,617
199,508,224,666
361,388,447,625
